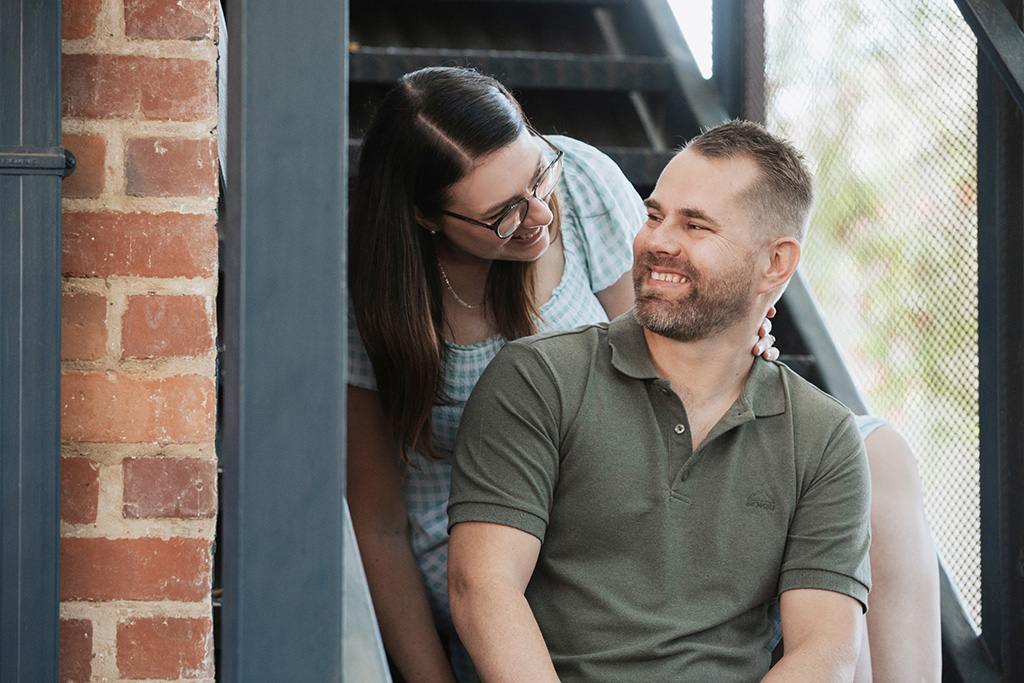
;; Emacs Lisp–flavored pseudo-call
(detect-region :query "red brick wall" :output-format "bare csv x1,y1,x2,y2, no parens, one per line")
59,0,219,680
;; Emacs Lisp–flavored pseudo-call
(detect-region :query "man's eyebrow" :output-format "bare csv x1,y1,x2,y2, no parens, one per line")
643,198,720,226
676,206,720,226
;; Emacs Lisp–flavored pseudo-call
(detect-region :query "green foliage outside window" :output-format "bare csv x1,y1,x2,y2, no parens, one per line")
764,0,981,625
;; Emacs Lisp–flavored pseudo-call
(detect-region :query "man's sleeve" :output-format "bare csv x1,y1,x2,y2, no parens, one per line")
779,413,872,611
448,341,564,542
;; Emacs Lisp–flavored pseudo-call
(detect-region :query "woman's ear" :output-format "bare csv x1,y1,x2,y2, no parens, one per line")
759,237,801,294
414,207,441,235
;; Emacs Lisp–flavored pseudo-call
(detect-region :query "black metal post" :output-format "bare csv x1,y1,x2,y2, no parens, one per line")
712,0,765,122
956,0,1024,112
0,0,63,680
977,1,1024,678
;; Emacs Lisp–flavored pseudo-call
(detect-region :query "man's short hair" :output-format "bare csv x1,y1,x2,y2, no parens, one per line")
685,120,814,242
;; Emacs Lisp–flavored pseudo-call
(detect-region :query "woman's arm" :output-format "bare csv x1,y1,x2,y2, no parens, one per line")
347,385,458,683
858,426,941,683
594,271,634,319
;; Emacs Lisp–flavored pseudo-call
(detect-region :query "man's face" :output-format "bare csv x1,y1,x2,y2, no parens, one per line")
632,148,763,342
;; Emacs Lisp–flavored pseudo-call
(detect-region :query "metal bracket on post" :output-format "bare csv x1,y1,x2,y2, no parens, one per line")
63,148,76,178
0,146,75,177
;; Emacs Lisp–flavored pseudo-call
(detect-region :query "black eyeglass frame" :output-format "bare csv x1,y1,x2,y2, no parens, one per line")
438,127,564,239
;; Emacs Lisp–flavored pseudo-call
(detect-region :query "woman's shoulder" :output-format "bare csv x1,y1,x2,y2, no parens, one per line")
854,413,890,439
549,134,621,178
549,134,643,218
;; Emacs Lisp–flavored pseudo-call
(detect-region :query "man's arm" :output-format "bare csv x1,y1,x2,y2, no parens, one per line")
762,588,864,683
448,521,559,683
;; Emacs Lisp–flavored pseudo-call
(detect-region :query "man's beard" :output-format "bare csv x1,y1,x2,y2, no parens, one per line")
632,252,757,342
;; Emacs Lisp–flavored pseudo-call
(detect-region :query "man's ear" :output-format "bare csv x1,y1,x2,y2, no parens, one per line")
414,207,441,234
759,237,801,294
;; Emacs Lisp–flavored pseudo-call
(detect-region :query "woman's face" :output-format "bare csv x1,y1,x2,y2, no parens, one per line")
427,129,556,263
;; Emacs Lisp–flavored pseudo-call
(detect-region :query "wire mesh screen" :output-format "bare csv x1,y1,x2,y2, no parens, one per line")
763,0,981,626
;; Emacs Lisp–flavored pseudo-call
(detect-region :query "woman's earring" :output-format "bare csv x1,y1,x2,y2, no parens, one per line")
414,207,439,235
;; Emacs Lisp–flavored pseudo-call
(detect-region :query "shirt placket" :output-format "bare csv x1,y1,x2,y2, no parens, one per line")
651,379,696,498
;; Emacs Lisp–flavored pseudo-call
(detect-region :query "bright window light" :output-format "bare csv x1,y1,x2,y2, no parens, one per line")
667,0,713,79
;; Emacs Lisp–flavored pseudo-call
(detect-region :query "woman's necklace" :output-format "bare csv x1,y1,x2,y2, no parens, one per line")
437,258,483,309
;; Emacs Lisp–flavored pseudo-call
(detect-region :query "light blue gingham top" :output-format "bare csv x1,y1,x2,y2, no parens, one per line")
347,136,646,637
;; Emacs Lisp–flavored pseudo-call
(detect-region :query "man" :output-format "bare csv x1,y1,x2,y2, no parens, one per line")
447,120,871,682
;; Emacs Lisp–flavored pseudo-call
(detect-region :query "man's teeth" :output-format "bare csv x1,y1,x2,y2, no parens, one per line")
651,271,688,283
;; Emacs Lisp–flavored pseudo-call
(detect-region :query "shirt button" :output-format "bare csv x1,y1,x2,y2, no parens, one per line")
674,424,686,434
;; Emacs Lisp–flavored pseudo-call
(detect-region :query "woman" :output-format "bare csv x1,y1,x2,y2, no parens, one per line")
346,66,776,682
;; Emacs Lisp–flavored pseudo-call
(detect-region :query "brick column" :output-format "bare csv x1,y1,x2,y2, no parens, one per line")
59,1,219,681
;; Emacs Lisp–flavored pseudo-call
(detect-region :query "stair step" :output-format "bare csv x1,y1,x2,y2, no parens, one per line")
597,146,675,189
439,0,630,4
350,47,672,92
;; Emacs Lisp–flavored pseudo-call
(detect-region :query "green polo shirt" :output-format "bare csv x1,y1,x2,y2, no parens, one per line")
448,312,871,682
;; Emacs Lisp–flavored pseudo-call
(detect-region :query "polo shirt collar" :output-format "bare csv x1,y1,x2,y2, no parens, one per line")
608,311,660,380
737,354,787,418
609,311,787,419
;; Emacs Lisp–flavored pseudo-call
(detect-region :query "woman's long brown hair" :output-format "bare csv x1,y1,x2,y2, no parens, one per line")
349,66,561,462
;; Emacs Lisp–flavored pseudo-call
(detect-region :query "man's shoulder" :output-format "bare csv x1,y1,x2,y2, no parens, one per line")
506,321,610,357
775,361,852,411
766,360,859,439
483,322,612,393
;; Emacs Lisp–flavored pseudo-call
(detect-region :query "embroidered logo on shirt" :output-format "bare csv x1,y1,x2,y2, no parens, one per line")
745,488,777,511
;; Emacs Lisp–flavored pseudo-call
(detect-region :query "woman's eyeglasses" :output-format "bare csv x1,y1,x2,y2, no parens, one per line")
439,128,564,239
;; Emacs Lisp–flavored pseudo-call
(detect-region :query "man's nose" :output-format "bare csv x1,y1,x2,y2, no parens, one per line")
646,221,683,255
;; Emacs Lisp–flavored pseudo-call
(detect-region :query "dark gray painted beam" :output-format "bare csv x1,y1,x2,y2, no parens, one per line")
221,0,349,680
0,0,63,681
977,1,1024,677
712,0,765,122
956,0,1024,112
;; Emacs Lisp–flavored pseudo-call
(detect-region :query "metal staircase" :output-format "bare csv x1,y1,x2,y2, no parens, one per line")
348,0,845,402
350,0,713,195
